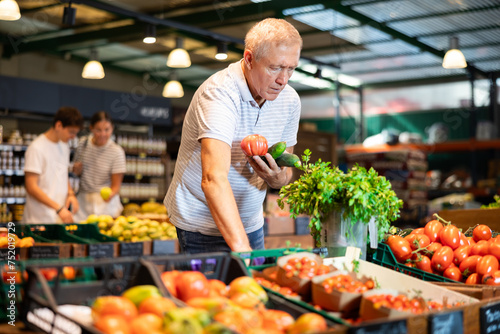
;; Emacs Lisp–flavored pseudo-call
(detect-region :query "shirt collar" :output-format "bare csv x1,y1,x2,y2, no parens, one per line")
230,59,256,104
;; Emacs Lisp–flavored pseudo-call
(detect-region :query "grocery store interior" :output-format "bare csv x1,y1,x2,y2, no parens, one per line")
1,0,500,333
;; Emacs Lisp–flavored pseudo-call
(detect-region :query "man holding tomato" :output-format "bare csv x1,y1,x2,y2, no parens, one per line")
164,18,303,253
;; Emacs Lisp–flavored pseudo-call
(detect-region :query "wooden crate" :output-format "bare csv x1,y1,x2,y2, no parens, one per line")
438,208,500,231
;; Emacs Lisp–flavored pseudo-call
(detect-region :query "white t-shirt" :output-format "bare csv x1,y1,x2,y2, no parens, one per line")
23,134,70,223
164,60,301,236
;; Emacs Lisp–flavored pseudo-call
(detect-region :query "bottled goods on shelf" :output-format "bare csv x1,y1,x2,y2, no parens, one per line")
116,134,167,155
120,183,160,200
125,156,165,176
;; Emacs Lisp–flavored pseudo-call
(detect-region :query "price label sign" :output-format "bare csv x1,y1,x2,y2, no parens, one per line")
349,319,406,334
120,242,144,257
429,310,463,334
88,243,115,258
481,302,500,334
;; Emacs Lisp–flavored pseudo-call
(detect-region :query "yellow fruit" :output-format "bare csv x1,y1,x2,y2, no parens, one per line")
86,214,99,224
100,187,112,201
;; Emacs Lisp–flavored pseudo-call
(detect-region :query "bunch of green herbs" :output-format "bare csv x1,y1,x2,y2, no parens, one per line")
278,149,403,247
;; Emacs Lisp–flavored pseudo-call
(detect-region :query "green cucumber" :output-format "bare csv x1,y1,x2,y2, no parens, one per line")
267,141,287,159
275,152,301,168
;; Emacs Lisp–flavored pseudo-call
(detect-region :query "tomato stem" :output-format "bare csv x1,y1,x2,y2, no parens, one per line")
433,213,451,226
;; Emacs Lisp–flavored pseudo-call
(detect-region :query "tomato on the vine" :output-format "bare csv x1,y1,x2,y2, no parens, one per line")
473,224,492,242
410,228,425,235
459,255,482,273
439,225,461,250
386,235,412,263
240,134,268,156
471,240,490,256
453,245,471,266
443,266,462,282
424,220,443,243
483,271,500,286
465,273,481,285
489,242,500,261
431,246,454,272
476,255,499,276
415,255,433,273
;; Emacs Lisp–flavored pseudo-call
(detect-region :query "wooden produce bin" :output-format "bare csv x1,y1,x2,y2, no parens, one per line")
438,208,500,231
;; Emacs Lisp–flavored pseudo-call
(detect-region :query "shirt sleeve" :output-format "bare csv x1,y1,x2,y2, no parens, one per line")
111,145,126,174
195,86,240,146
24,143,44,175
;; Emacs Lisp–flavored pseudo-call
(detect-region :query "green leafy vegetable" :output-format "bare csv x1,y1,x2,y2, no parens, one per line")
278,149,403,247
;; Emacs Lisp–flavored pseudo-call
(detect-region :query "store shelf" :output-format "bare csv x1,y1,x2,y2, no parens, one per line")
0,169,24,176
0,197,25,204
344,139,500,154
0,144,27,151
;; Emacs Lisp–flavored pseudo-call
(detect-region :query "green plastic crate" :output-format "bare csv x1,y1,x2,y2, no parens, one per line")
232,247,307,271
370,242,461,283
20,224,90,244
63,223,118,243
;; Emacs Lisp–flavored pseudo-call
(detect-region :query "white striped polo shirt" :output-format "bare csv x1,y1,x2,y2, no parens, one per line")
164,60,301,236
74,135,126,193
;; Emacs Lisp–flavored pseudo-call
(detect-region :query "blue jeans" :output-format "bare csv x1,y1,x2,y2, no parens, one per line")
176,227,265,254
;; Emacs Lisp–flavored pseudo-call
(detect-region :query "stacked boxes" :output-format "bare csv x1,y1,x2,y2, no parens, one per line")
346,148,428,223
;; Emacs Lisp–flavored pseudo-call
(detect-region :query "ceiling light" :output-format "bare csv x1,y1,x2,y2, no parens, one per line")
143,24,156,44
162,76,184,98
82,49,105,79
442,36,467,69
215,42,228,60
62,2,76,26
0,0,21,21
167,37,191,68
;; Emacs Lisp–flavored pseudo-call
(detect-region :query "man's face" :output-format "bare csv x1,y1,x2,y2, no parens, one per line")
245,42,301,104
56,123,80,143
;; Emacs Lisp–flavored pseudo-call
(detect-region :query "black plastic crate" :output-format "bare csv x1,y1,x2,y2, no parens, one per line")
20,257,153,334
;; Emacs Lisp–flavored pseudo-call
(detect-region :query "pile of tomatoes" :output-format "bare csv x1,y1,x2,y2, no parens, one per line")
320,274,375,294
386,216,500,285
282,256,332,279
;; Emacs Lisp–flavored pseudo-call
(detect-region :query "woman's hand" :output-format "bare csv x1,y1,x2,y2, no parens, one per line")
72,162,83,176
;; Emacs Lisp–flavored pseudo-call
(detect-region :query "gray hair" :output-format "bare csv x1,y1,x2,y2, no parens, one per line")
245,18,303,61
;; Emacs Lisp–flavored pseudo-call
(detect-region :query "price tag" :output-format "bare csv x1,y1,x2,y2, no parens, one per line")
480,301,500,334
29,246,60,259
120,242,144,257
349,319,407,334
152,240,176,255
429,310,463,334
88,243,115,258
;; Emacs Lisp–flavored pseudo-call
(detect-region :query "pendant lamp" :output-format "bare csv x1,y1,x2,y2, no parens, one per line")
82,49,105,79
167,37,191,68
442,36,467,69
0,0,21,21
162,74,184,98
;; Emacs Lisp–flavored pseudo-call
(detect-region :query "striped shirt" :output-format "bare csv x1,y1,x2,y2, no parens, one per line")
164,60,301,236
74,135,126,193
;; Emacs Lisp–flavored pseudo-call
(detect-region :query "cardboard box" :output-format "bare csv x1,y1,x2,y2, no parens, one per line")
265,216,295,235
438,208,500,231
359,289,411,321
312,270,369,312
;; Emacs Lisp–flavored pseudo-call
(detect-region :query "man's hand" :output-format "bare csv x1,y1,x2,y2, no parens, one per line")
58,207,74,223
72,162,83,176
246,153,290,189
66,194,79,214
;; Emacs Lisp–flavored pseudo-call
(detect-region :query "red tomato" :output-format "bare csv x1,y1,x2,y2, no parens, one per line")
439,225,461,250
465,273,481,285
424,220,443,242
424,242,442,257
443,267,463,282
410,228,425,235
459,255,482,273
459,233,470,246
473,224,492,242
160,270,180,298
240,134,268,156
489,242,500,260
386,235,412,263
483,271,500,286
415,255,433,273
471,240,490,256
453,245,471,266
468,237,476,245
476,255,499,276
431,246,454,272
405,234,430,251
175,271,210,302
